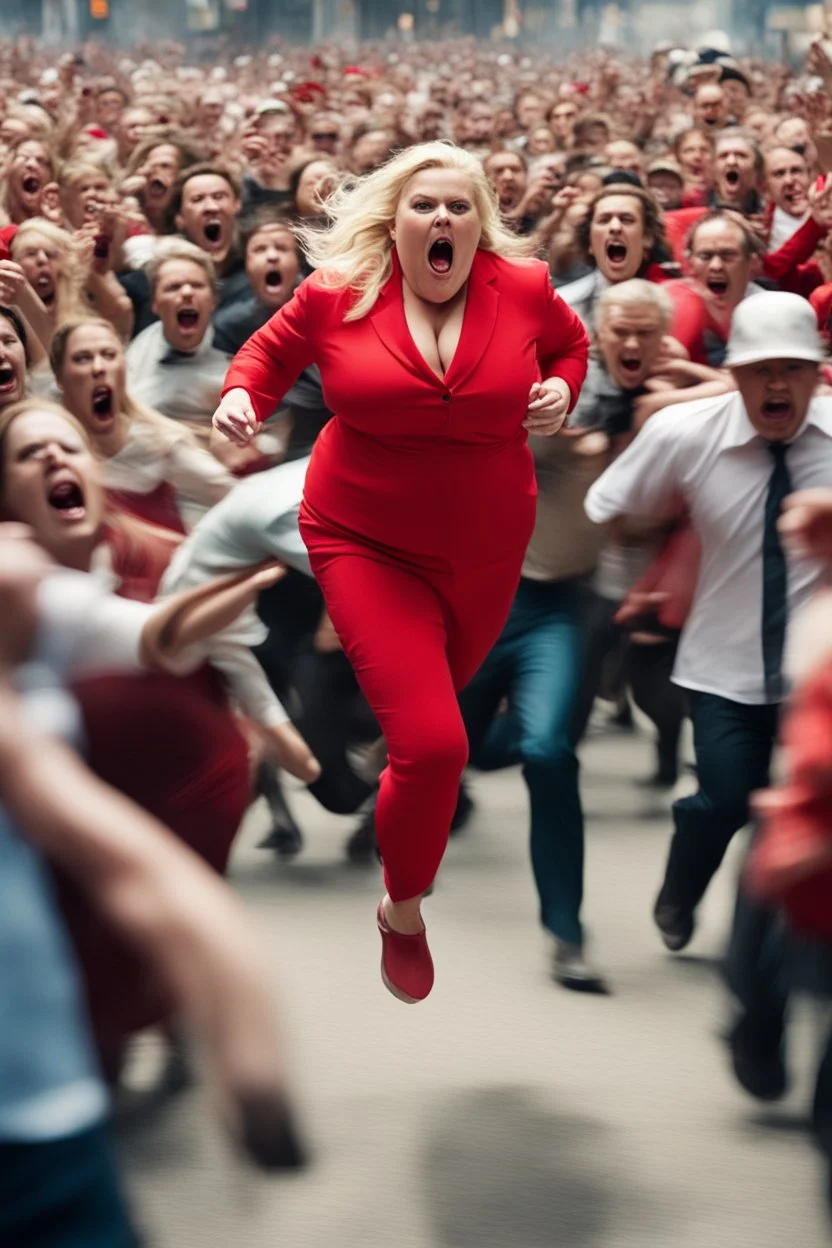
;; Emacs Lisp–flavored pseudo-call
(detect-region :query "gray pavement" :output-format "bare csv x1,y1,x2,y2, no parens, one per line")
120,724,831,1247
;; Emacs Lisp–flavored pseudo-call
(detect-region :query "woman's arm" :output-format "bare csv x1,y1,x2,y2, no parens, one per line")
221,278,318,425
535,270,590,412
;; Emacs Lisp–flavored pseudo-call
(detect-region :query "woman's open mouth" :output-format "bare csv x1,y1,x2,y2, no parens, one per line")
203,220,222,245
35,274,55,305
605,240,628,267
0,361,18,396
91,384,114,421
21,174,40,196
47,477,86,522
148,177,168,199
177,307,200,332
428,238,454,275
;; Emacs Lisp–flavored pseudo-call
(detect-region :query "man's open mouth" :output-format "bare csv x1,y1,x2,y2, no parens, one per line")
428,238,454,274
762,399,792,421
619,354,642,376
177,308,200,330
203,220,222,244
707,276,729,296
47,477,86,521
0,361,17,394
725,169,740,188
606,240,628,265
21,174,40,195
91,384,114,420
148,178,168,198
264,268,283,289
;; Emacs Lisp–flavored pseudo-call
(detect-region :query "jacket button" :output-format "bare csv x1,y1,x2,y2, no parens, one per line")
442,393,451,402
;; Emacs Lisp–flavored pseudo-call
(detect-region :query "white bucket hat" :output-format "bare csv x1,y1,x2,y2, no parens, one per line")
724,292,825,368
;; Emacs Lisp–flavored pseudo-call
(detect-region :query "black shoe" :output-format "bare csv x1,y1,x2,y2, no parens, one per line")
727,1017,788,1102
258,822,304,860
450,784,474,835
553,942,611,994
345,807,378,865
654,899,695,952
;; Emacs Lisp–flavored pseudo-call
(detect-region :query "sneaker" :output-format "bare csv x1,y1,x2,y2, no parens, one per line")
553,941,610,994
654,900,695,952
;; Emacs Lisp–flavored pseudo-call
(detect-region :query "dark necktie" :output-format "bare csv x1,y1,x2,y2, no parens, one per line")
761,441,792,701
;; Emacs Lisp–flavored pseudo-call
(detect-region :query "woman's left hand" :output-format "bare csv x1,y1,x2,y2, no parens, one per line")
523,379,571,436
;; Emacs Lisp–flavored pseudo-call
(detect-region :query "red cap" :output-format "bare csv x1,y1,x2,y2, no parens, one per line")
811,283,832,337
0,224,18,262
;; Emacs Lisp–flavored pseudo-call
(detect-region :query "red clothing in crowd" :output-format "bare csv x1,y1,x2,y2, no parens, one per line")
59,521,252,1049
224,249,589,901
663,206,827,297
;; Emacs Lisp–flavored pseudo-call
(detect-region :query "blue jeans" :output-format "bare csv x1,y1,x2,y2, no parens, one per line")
459,578,586,945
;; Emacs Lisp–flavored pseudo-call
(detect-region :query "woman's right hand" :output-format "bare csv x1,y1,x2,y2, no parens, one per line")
212,388,258,447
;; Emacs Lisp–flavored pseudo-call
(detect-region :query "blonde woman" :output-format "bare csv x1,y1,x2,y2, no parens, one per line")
51,316,232,533
9,219,133,347
212,141,589,1003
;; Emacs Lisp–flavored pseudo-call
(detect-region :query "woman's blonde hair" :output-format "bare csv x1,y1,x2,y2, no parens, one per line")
11,218,87,321
49,315,200,457
296,141,533,322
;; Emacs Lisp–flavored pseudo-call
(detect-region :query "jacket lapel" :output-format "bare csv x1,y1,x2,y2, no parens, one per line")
368,248,501,390
443,251,500,392
369,256,431,381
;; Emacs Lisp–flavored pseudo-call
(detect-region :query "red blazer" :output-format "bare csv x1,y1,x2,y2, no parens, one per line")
224,249,589,568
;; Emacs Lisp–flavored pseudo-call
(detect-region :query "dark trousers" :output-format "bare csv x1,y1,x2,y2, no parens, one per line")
0,1121,138,1248
572,591,685,772
459,578,585,945
255,570,376,817
726,881,832,1160
659,692,779,912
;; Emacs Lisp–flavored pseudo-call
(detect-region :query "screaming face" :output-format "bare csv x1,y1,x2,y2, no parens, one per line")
392,166,483,305
590,193,650,284
246,226,302,309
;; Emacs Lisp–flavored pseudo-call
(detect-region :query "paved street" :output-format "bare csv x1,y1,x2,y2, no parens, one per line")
120,722,831,1248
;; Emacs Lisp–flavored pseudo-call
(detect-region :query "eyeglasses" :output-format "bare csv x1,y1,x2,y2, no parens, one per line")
691,249,742,264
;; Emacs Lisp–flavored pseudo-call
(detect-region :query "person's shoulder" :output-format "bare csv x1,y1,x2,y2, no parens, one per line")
646,389,738,440
806,395,832,441
479,250,548,287
125,319,162,358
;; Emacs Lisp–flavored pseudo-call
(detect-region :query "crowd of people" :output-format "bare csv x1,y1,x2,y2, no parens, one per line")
5,26,832,1243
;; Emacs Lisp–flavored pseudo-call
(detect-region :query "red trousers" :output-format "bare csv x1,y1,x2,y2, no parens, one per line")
303,536,524,900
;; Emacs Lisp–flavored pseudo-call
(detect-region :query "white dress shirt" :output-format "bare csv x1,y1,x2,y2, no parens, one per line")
585,391,832,705
159,457,311,729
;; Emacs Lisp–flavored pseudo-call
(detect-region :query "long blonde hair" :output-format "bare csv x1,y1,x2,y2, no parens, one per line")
11,218,87,322
296,141,533,322
49,315,200,457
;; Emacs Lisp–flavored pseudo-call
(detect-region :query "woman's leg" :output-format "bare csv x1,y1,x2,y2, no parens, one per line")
311,555,469,911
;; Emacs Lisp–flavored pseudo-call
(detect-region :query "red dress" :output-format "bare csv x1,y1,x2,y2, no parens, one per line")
224,249,588,899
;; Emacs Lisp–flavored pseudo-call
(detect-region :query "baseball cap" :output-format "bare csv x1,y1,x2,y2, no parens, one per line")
254,98,291,117
725,292,825,368
647,158,684,182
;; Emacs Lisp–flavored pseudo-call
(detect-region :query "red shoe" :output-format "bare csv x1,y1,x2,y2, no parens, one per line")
376,902,434,1003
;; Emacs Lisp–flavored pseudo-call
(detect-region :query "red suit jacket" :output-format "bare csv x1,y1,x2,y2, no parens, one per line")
224,249,589,572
